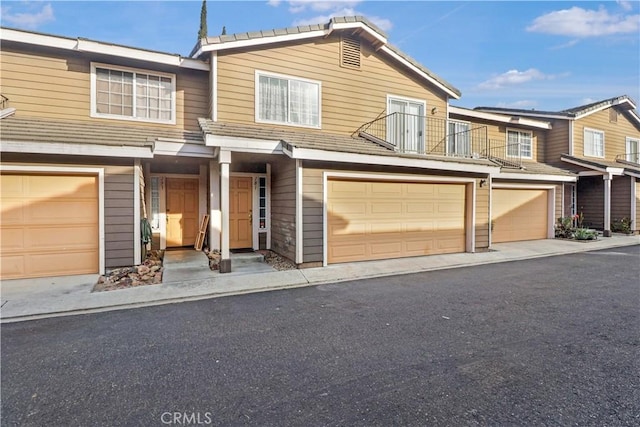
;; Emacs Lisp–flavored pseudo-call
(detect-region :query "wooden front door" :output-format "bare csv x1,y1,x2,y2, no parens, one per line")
230,176,253,249
166,178,199,247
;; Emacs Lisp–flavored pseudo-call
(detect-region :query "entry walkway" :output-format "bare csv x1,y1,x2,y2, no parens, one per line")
1,235,638,322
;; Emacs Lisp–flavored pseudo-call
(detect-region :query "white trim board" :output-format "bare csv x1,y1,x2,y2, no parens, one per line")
286,146,498,174
0,140,153,158
0,164,106,275
449,106,552,130
1,28,208,71
493,172,576,182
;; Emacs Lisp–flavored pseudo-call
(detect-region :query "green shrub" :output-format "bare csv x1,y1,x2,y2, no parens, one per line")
611,217,633,234
574,228,598,240
555,216,575,238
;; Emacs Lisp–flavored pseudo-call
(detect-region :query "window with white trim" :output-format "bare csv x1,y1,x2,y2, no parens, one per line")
258,177,267,230
507,129,532,158
256,72,320,128
584,128,604,158
91,63,175,124
447,120,471,156
626,137,640,163
150,177,161,230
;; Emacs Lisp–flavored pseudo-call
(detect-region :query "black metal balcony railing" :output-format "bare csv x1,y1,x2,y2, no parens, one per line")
354,112,523,168
616,152,640,165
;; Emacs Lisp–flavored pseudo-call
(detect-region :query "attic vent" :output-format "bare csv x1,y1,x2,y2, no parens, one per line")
609,108,618,123
341,35,361,69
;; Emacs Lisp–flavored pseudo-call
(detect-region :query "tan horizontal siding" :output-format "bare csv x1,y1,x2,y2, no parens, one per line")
449,114,546,162
217,35,449,136
545,120,570,165
0,46,208,132
574,108,640,161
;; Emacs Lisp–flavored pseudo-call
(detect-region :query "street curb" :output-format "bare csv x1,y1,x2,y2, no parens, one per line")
2,241,638,323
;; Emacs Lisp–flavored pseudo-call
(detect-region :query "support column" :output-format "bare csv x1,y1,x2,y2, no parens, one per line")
219,150,232,273
603,173,612,237
209,160,220,251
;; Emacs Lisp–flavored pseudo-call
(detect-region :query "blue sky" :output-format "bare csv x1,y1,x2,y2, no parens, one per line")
2,1,639,111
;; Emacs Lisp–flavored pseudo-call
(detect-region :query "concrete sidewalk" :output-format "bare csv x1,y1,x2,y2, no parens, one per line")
2,235,638,323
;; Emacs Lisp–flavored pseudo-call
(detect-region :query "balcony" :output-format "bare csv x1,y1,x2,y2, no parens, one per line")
616,152,639,166
354,112,523,168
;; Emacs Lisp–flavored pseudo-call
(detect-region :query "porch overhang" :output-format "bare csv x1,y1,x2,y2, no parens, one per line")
282,143,498,175
204,134,283,155
561,154,627,177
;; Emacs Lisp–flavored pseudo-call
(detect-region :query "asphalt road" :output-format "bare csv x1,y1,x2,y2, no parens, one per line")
2,246,639,426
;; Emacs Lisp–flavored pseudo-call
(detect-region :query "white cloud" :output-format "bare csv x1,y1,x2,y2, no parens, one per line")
617,1,633,12
496,100,538,109
267,0,282,7
477,69,564,90
293,9,392,31
550,39,580,50
287,1,362,14
527,6,639,37
1,3,54,29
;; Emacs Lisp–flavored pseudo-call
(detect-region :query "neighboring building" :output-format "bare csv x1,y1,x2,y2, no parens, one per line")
6,16,632,282
477,96,640,235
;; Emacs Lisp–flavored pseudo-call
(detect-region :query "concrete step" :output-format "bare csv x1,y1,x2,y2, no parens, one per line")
230,252,265,267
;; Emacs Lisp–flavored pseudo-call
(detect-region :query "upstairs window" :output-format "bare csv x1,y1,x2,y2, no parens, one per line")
626,137,639,163
447,120,471,156
91,63,175,124
256,71,320,128
507,129,533,159
584,128,604,158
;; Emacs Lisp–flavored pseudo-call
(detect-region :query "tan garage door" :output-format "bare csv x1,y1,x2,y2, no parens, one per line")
0,173,99,279
492,188,548,243
327,179,466,264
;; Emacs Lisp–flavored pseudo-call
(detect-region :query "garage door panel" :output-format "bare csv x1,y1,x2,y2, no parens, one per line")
0,173,99,279
27,200,97,224
30,250,99,276
370,202,402,215
329,201,367,216
328,179,466,264
493,189,548,243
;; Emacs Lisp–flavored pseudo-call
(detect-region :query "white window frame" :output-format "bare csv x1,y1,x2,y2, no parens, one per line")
506,128,533,159
90,62,176,125
447,119,472,156
625,137,640,163
254,70,321,129
583,127,605,158
385,94,427,153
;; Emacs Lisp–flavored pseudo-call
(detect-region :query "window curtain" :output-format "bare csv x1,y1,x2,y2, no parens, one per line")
259,76,287,122
448,122,470,156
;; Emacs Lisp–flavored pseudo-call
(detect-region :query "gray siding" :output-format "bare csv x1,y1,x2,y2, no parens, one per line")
577,176,604,229
611,176,632,223
104,165,135,268
302,168,324,263
270,157,297,262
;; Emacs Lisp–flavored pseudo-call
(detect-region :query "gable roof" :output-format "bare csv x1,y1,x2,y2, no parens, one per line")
191,16,461,99
0,27,209,71
475,95,640,125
